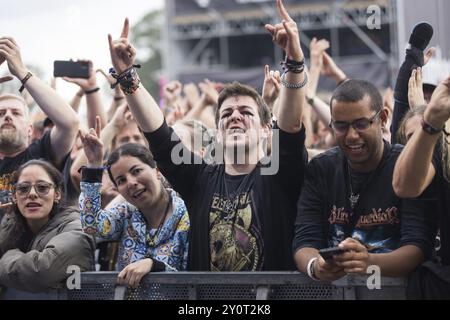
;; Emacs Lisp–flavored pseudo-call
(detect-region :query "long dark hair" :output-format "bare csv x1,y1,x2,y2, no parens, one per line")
106,143,157,186
0,160,66,253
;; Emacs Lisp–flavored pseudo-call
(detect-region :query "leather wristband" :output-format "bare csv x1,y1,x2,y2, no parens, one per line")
19,72,33,93
421,116,443,135
85,87,100,95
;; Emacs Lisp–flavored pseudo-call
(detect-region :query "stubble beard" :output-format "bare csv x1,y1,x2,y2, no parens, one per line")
0,129,28,154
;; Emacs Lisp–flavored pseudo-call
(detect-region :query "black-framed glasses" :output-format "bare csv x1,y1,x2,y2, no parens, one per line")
14,182,56,197
330,109,382,135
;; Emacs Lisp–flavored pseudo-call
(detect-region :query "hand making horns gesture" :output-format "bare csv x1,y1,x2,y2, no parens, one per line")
108,18,137,75
265,0,304,61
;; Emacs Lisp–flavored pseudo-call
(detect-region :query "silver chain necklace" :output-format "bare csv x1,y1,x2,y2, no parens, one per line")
348,165,360,210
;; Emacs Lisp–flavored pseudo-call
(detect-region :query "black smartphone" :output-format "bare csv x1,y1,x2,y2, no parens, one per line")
318,247,346,261
53,60,90,79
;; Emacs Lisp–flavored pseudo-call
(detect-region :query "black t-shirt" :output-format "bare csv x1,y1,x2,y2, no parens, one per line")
0,132,53,217
293,141,437,259
209,172,264,271
145,121,307,271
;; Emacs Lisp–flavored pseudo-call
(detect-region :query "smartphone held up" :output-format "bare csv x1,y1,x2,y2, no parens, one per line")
53,60,90,79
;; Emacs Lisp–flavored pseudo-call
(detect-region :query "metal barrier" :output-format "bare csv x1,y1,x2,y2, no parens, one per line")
0,272,407,300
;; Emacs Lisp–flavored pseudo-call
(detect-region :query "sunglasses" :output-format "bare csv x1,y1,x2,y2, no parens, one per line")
330,110,382,135
14,181,56,197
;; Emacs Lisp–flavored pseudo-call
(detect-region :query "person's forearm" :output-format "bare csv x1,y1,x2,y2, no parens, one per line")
303,106,315,148
86,90,107,129
307,65,321,98
100,122,120,148
294,247,319,273
184,97,207,121
310,96,332,128
126,86,164,132
22,75,79,129
367,245,424,277
69,90,84,113
277,71,306,133
198,106,216,129
393,127,438,197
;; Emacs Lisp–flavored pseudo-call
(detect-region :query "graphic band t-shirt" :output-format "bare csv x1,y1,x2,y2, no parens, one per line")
209,172,264,271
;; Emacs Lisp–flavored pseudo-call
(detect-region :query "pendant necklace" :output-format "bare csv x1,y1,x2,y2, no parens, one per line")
146,193,172,247
348,164,360,210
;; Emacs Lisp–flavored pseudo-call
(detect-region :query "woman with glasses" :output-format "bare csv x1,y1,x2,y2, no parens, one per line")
0,159,95,293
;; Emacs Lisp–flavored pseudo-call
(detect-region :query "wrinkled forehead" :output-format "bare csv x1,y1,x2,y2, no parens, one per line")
220,95,259,113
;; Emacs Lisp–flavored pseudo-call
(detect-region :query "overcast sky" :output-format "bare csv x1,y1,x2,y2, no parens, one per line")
0,0,163,102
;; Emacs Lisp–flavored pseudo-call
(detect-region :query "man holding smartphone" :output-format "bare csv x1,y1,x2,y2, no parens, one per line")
293,79,437,282
0,37,80,216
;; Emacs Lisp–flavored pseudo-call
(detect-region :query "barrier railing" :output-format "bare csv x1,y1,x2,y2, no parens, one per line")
1,272,407,300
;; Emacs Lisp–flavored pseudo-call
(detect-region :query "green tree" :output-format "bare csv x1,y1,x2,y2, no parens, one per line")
131,9,163,99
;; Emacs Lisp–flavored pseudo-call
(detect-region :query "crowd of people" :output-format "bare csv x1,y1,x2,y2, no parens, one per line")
0,0,449,299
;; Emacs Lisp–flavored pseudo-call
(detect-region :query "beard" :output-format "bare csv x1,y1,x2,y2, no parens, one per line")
0,128,28,154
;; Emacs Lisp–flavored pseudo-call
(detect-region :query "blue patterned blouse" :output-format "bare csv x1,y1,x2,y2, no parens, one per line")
79,183,189,271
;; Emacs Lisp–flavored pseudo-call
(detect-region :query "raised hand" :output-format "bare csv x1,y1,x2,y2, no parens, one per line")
110,103,133,129
96,68,116,86
265,0,303,61
79,116,104,167
199,79,219,106
0,37,29,80
163,80,183,105
183,82,200,110
425,76,450,129
424,47,436,66
108,18,136,74
408,68,425,109
63,60,98,91
262,65,281,107
309,38,330,69
166,101,185,126
322,52,347,84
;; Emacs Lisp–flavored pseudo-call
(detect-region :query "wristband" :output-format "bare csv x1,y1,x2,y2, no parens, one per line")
421,116,443,135
281,71,308,89
85,87,100,95
307,95,315,106
307,257,320,281
19,72,33,93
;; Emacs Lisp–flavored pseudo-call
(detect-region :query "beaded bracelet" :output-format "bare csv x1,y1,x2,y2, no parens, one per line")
110,64,141,95
281,57,305,74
